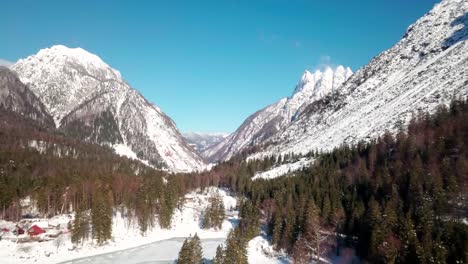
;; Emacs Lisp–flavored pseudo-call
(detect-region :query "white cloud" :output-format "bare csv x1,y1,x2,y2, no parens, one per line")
0,59,13,67
319,55,332,65
313,55,339,71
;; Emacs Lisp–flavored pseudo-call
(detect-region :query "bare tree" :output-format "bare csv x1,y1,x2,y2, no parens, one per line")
54,234,65,253
301,201,330,263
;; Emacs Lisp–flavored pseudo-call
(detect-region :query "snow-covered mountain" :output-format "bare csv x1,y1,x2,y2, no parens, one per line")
12,45,205,172
203,66,352,162
182,132,228,154
0,67,54,127
251,0,468,159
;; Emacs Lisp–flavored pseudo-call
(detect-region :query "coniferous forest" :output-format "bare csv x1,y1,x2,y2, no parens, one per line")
195,99,468,263
0,99,467,263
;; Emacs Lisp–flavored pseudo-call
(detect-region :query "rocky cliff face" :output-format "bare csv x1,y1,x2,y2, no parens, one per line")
0,67,54,127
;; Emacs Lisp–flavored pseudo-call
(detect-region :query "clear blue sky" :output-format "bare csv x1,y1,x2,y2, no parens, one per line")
1,0,440,133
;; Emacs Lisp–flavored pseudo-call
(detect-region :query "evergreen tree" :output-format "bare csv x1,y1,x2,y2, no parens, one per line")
271,210,283,248
191,233,203,263
178,238,193,264
71,204,90,245
91,189,112,245
212,245,225,264
202,192,225,230
177,233,203,264
224,230,248,264
238,199,260,241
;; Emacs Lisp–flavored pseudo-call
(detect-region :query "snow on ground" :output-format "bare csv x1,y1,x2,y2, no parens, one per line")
60,237,226,264
252,158,312,180
247,236,290,264
113,143,151,167
246,235,347,264
0,187,238,264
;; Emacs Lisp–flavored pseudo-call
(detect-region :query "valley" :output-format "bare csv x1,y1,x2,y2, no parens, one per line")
0,0,467,263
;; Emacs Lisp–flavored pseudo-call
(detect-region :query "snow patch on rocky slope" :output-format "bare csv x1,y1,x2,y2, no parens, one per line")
252,158,312,180
252,0,468,159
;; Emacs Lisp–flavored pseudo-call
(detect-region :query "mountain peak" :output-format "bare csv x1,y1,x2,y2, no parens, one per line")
299,70,314,84
12,45,205,172
21,45,122,80
12,45,124,124
203,65,353,162
293,65,352,98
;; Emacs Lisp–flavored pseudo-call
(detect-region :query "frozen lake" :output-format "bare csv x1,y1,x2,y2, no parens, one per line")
59,237,225,264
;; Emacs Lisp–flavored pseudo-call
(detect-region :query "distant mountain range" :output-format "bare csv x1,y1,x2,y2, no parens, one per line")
182,132,228,155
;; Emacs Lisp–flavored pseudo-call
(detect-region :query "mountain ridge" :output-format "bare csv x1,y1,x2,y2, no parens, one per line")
203,65,353,162
12,45,205,172
252,0,468,160
0,66,54,128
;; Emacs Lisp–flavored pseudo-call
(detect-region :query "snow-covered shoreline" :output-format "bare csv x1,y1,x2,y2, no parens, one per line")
0,188,238,264
1,187,290,264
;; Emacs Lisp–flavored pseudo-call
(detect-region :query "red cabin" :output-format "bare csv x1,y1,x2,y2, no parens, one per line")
28,225,45,236
17,228,25,235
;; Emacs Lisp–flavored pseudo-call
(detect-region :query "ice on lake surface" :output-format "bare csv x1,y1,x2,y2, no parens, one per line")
59,237,225,264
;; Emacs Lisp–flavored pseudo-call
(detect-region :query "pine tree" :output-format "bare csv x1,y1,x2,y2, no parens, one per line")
91,190,112,245
177,234,204,264
214,195,226,228
271,210,283,248
71,204,90,245
202,192,225,230
191,233,203,263
238,199,260,241
212,245,225,264
178,238,193,264
224,230,248,264
321,194,331,223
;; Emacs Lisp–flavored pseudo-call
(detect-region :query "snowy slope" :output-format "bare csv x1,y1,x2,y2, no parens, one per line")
204,66,352,162
251,0,468,160
247,236,290,264
12,45,205,172
252,158,312,180
0,67,54,127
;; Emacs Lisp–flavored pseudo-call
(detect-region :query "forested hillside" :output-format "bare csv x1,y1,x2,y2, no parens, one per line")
0,109,185,238
195,99,468,263
1,99,466,263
